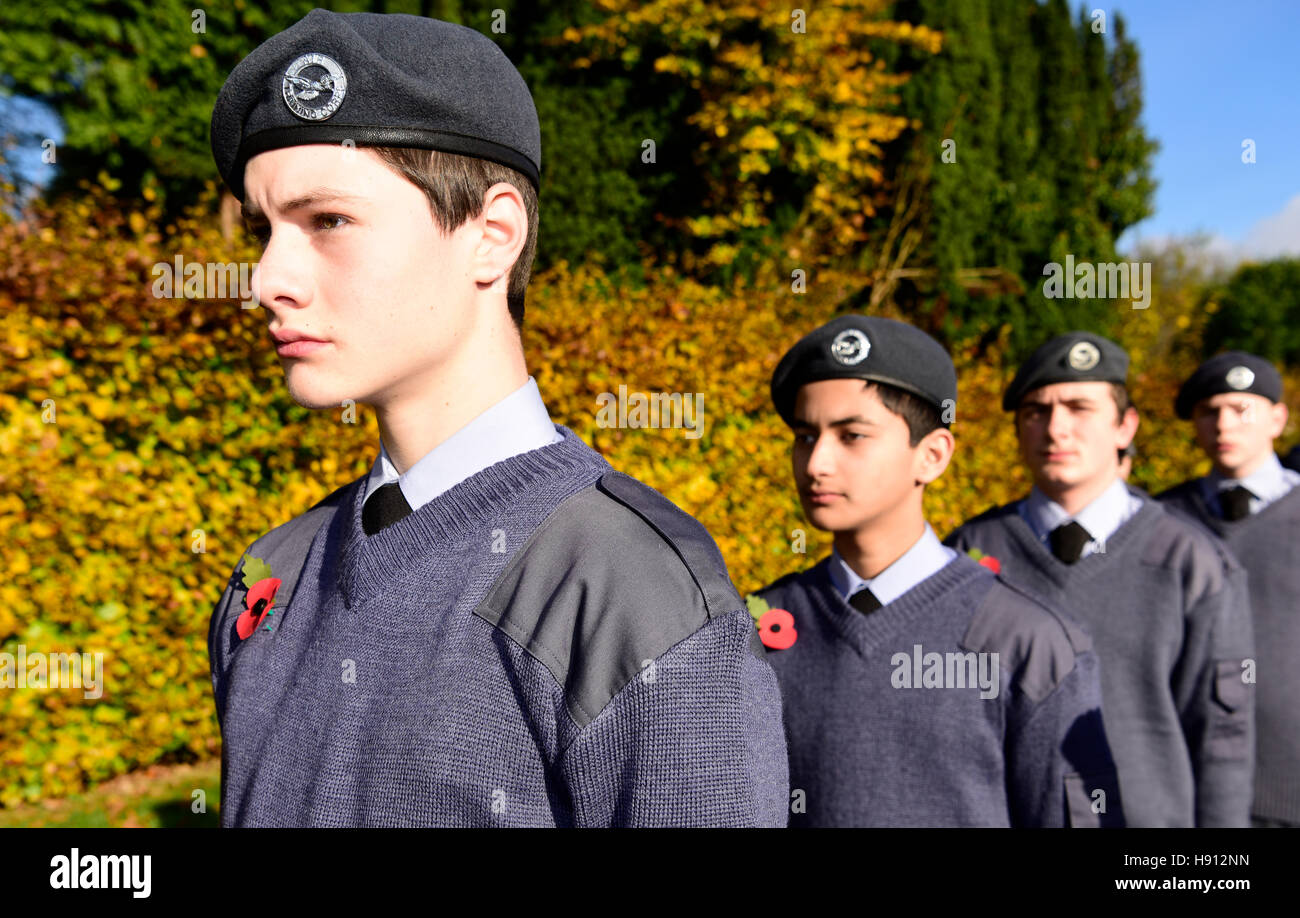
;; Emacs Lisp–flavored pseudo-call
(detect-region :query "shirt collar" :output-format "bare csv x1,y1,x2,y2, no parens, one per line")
1019,476,1139,544
1203,451,1298,504
828,523,957,606
363,376,563,513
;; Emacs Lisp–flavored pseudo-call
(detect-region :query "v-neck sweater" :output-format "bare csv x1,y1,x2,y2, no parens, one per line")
946,494,1255,826
210,426,790,826
756,553,1122,827
1157,482,1300,823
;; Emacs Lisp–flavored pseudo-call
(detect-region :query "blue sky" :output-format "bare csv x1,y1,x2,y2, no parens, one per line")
1113,0,1300,259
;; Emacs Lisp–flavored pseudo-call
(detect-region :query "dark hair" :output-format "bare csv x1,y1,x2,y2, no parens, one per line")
370,146,538,330
864,380,944,447
1110,382,1132,421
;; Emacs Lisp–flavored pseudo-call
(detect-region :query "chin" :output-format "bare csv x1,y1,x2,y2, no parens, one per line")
284,373,352,411
1032,466,1081,491
802,503,849,533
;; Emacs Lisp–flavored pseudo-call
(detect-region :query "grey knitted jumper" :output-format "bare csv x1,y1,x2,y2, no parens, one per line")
756,554,1123,827
208,426,790,826
1157,482,1300,823
946,494,1255,826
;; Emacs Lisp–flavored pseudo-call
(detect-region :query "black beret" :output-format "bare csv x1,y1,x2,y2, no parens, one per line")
771,315,956,427
211,9,541,201
1175,351,1283,419
1003,331,1129,411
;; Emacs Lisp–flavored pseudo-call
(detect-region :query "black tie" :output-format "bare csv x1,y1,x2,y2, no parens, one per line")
362,481,412,535
1219,486,1254,522
1049,521,1091,564
849,588,882,615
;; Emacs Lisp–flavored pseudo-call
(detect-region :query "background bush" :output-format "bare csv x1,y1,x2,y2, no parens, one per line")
1,186,1296,806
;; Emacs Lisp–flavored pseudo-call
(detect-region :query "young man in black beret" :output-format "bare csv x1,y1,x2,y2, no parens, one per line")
945,332,1256,826
752,315,1122,827
1155,351,1300,827
205,9,788,827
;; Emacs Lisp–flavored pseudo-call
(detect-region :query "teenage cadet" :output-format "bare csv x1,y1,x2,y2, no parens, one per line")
945,331,1256,827
1155,352,1300,827
752,315,1122,827
205,10,788,827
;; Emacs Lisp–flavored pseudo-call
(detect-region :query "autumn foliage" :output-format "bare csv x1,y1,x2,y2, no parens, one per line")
2,183,1296,806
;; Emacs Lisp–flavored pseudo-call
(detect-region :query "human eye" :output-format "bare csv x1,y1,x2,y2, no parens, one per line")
312,213,349,232
245,221,271,248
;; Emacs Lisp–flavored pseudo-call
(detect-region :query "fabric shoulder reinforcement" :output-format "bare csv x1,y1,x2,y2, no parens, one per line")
475,471,752,728
1152,480,1200,507
961,577,1092,705
959,501,1019,529
243,478,356,564
1139,502,1237,600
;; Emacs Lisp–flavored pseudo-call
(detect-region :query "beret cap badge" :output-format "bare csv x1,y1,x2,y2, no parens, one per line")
1225,366,1255,390
1067,341,1101,372
282,52,348,122
830,329,871,366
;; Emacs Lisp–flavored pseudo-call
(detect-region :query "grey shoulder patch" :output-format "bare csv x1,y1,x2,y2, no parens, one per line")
961,578,1090,704
1139,504,1235,599
475,471,747,727
239,481,352,598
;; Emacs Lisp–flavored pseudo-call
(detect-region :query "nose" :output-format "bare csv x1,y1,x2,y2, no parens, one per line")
804,432,836,480
251,225,312,317
1044,403,1070,443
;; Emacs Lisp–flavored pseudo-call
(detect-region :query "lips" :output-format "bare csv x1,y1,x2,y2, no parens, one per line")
805,491,843,505
275,338,330,358
270,328,331,358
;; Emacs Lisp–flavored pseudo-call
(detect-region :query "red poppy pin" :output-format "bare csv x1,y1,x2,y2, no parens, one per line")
746,594,797,650
966,548,1001,574
235,553,282,640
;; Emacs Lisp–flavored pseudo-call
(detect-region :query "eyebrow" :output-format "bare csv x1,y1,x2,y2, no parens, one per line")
792,415,878,430
1022,396,1097,408
242,187,367,223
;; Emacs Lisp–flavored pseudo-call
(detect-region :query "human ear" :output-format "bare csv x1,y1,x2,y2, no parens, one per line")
915,427,955,485
470,182,527,291
1117,405,1139,449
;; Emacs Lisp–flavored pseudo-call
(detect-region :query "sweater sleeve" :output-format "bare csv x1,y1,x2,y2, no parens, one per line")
1173,561,1255,827
555,607,790,827
1005,648,1125,827
207,547,252,732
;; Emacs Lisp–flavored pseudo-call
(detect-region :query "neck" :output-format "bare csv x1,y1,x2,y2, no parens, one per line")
373,317,528,476
1214,449,1274,481
832,502,926,580
1036,470,1119,516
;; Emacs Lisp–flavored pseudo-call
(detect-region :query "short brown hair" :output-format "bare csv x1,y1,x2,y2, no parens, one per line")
865,381,944,447
370,146,538,329
1109,382,1131,421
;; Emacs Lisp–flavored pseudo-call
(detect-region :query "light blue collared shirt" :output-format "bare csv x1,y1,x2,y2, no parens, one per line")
828,523,957,606
1017,476,1144,558
362,376,565,514
1200,451,1300,518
